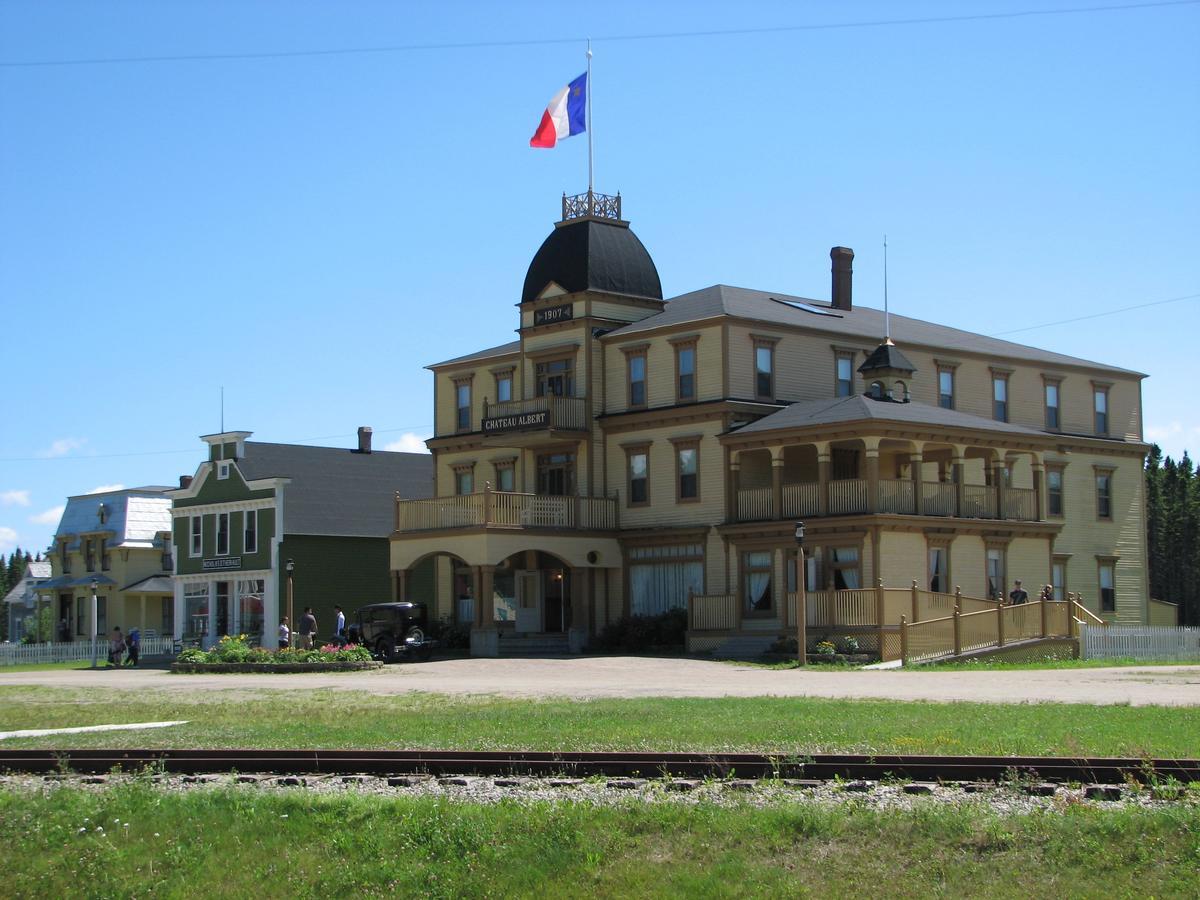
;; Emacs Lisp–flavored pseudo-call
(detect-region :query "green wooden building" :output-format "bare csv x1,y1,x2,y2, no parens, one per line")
169,428,433,648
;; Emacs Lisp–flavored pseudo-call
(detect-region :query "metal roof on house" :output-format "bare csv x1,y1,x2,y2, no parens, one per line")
729,394,1051,440
122,575,173,593
603,285,1144,377
521,217,663,305
54,489,173,550
236,442,433,538
430,340,521,370
3,562,52,605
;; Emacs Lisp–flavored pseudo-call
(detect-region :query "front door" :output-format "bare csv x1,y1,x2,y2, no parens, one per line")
515,571,542,633
536,452,575,496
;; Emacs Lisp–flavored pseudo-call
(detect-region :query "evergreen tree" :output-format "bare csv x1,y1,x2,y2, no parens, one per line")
1145,448,1200,625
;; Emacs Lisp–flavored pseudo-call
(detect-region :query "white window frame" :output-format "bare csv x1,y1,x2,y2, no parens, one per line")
217,461,231,480
190,516,202,558
243,509,258,554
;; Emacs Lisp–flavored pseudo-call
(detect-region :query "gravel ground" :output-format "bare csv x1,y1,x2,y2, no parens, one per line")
3,658,1200,706
2,772,1195,814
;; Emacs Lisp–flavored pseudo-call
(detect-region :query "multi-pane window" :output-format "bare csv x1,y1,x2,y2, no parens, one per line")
836,354,854,397
495,372,513,403
1096,471,1113,519
454,467,474,496
929,546,949,594
676,344,696,401
628,450,649,505
1099,561,1116,612
244,509,257,554
99,538,110,571
754,342,775,400
986,547,1006,601
535,358,574,397
743,551,773,613
536,452,575,496
1052,558,1068,602
216,512,230,556
1047,467,1065,517
1094,387,1109,435
627,352,647,407
676,445,698,501
992,374,1009,422
85,538,95,572
938,368,955,409
190,516,202,557
494,463,515,492
455,381,471,431
1044,381,1061,429
829,546,861,590
60,540,71,574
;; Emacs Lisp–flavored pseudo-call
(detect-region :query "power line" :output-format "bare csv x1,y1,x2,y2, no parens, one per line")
991,292,1200,336
1,1,1195,68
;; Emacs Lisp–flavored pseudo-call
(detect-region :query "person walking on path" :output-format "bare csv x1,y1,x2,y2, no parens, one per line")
107,628,125,667
1008,580,1028,605
298,608,317,649
124,628,140,667
278,618,290,649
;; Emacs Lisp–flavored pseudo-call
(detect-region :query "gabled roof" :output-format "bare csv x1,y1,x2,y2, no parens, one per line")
729,394,1050,439
236,442,433,538
604,285,1144,377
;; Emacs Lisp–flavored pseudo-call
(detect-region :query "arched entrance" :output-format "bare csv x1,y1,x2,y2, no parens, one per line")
500,551,572,634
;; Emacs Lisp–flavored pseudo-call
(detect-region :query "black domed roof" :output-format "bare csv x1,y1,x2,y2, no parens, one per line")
522,218,662,304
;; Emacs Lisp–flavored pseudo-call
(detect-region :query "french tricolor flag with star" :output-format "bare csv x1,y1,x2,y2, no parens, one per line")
530,72,587,148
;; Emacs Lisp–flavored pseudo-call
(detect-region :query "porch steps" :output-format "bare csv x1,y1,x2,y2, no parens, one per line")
712,634,778,660
496,633,573,657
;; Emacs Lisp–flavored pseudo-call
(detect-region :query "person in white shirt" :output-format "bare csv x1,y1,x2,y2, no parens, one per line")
334,606,346,645
278,618,290,649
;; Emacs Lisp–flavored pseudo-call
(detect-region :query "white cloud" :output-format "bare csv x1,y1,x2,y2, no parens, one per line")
383,433,431,454
30,505,65,526
41,437,87,458
0,526,18,553
1,490,30,507
87,484,125,495
1145,421,1200,460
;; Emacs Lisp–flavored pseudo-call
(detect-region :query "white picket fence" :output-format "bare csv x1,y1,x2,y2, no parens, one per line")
1080,624,1200,661
0,636,178,666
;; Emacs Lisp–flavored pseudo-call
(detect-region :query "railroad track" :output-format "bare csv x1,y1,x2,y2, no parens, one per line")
1,750,1197,785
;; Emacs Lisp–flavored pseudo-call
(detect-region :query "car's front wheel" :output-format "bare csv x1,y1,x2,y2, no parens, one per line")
404,626,425,646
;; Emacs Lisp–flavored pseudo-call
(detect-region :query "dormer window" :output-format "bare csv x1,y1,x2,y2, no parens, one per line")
217,461,231,480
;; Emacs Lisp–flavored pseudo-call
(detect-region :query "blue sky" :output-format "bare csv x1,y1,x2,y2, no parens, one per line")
1,0,1198,557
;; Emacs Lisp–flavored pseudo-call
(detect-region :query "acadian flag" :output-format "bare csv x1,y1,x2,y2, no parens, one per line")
530,72,587,148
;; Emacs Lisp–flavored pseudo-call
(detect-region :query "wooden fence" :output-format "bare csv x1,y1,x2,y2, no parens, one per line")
0,636,178,666
900,599,1091,665
1080,625,1200,661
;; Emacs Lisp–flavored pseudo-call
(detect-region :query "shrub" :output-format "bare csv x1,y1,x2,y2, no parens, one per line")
839,636,860,654
425,618,470,650
815,640,837,656
177,648,207,664
594,608,688,652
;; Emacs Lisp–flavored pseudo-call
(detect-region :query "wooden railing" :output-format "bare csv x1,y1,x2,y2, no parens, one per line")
688,593,738,631
960,484,996,519
1002,487,1038,521
736,487,773,521
805,588,876,626
828,478,868,514
781,482,820,517
482,395,588,432
900,599,1103,665
877,479,915,515
922,482,956,517
395,490,618,532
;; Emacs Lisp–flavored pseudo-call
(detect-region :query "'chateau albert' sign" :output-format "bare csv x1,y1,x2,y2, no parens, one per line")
533,303,573,326
483,410,549,434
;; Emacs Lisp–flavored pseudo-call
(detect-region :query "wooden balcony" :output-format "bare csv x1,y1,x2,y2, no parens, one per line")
395,489,618,533
733,479,1041,524
480,396,588,447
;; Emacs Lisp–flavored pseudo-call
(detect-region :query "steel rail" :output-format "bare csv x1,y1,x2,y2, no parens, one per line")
0,750,1197,784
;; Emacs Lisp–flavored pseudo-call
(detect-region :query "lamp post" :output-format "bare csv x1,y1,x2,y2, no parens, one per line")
90,578,99,668
285,558,295,644
794,521,807,667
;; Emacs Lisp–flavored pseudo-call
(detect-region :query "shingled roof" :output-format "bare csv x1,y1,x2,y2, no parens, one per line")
237,442,433,538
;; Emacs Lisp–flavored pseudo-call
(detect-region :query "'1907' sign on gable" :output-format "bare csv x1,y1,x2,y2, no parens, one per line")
482,411,549,434
534,303,573,326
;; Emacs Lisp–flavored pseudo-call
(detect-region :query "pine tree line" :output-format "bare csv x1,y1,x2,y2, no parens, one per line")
1,548,35,641
1145,446,1199,625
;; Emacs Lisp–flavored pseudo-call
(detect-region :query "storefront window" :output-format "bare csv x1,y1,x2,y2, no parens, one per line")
629,544,704,616
236,579,265,642
184,584,208,639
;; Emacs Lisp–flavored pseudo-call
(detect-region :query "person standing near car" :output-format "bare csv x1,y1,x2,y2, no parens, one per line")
334,606,346,645
298,607,317,649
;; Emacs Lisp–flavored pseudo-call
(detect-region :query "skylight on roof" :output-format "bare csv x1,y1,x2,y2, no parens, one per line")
769,297,843,318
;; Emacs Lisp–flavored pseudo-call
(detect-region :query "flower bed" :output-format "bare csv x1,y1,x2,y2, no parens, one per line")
170,635,382,674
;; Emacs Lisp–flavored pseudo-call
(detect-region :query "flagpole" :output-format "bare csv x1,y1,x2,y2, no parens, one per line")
586,39,594,197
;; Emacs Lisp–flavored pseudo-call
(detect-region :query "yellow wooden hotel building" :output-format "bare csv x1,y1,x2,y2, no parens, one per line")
390,192,1149,657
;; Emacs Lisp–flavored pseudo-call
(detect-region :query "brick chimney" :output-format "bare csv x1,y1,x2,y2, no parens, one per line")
831,246,854,311
179,475,193,489
357,426,373,454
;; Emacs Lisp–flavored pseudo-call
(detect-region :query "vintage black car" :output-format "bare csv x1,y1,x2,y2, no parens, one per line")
346,602,434,662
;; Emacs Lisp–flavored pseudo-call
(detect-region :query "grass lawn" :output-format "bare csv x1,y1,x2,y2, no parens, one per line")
1,687,1198,757
0,784,1196,898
